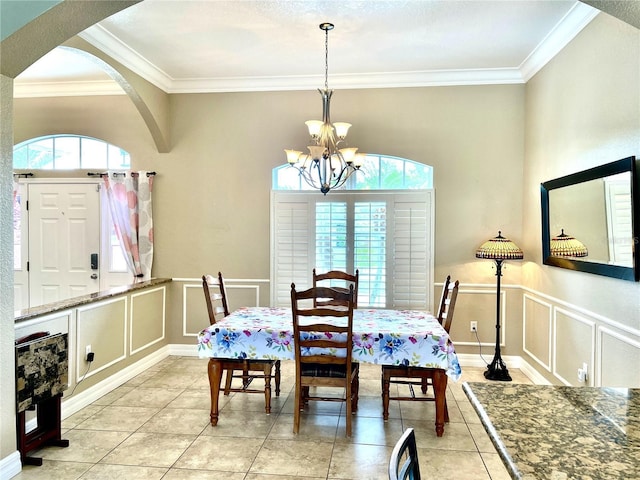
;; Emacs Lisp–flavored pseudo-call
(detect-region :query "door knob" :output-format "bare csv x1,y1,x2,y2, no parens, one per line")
90,273,98,280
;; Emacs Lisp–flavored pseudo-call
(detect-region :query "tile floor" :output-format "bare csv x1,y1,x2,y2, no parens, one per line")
16,356,533,480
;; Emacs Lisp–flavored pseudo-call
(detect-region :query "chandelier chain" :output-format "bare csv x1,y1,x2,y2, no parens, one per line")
324,26,329,91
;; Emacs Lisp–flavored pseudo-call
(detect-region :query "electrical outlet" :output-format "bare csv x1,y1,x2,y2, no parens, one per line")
577,363,588,383
470,321,477,332
85,344,92,361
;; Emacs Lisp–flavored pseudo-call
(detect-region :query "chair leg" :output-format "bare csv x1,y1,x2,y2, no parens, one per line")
275,360,281,396
293,382,302,434
241,365,251,389
382,369,391,421
421,378,428,394
263,364,272,414
223,369,233,395
352,370,359,413
444,397,449,423
345,380,352,437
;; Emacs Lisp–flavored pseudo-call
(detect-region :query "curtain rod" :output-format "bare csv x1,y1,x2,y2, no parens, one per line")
87,171,156,178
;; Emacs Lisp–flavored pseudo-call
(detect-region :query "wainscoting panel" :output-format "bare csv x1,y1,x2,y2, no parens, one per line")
14,311,72,343
76,297,127,381
553,308,595,386
130,286,166,355
183,282,209,337
449,287,506,347
522,286,640,387
598,327,640,387
523,294,552,372
180,278,268,337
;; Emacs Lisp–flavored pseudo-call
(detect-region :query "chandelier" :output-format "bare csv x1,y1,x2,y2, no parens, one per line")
284,23,364,195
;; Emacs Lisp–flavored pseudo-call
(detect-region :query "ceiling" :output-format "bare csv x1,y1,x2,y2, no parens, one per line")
14,0,600,97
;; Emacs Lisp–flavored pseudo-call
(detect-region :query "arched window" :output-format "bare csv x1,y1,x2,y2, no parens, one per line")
13,134,130,170
272,154,433,191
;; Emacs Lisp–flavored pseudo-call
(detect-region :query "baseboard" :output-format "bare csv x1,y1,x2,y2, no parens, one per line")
515,357,552,385
455,353,550,385
168,343,199,357
61,345,171,419
0,451,21,480
59,344,199,421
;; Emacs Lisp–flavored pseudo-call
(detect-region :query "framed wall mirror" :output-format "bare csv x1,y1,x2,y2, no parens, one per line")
541,156,639,281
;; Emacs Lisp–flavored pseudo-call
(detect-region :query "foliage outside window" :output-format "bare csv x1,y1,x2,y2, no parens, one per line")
273,154,433,191
13,135,131,170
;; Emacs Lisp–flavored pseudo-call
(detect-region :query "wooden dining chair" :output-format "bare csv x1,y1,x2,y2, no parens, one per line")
290,283,359,436
381,277,460,421
417,275,459,394
389,428,421,480
436,275,459,334
202,273,280,413
312,268,359,308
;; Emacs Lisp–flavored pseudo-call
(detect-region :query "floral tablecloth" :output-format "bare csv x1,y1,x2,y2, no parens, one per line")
197,307,462,380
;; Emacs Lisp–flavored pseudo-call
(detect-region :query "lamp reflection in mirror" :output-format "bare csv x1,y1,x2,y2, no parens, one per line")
550,229,588,257
284,23,364,195
476,231,523,382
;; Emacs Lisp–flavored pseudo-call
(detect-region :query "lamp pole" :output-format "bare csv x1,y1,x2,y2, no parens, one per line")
484,258,512,381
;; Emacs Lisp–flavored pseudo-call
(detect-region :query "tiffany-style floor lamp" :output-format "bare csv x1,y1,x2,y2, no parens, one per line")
476,231,523,381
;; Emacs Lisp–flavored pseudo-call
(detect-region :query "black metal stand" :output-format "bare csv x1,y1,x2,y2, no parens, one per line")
484,258,512,381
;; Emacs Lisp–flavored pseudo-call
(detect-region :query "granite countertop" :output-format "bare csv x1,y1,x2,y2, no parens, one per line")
463,382,640,480
15,278,172,323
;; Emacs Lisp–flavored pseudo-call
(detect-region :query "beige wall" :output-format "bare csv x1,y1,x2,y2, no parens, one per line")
13,85,526,358
523,13,640,324
522,13,640,385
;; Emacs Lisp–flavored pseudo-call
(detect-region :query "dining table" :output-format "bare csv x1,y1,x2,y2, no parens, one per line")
197,306,462,436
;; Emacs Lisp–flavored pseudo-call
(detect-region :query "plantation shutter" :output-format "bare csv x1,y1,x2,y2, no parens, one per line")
391,192,434,311
270,192,314,306
271,190,433,309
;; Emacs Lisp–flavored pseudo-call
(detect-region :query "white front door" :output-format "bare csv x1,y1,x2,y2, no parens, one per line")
28,183,100,306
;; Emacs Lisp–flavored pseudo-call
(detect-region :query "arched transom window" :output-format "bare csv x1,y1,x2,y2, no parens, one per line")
272,153,433,191
13,134,130,170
